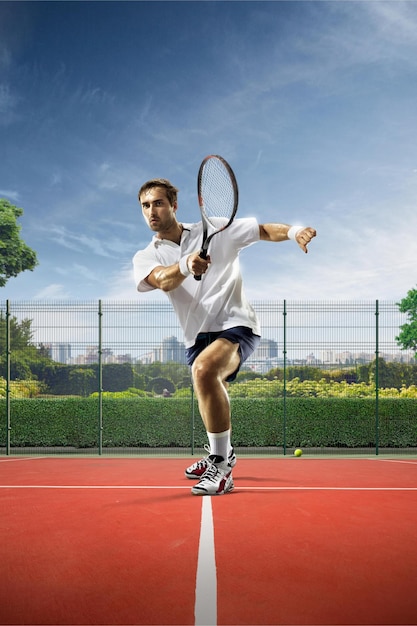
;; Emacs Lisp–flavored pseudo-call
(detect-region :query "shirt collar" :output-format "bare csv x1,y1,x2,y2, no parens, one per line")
152,223,192,247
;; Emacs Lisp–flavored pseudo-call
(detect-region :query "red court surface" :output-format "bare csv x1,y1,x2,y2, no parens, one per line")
0,456,416,626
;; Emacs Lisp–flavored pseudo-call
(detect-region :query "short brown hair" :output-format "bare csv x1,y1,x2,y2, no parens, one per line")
138,179,179,206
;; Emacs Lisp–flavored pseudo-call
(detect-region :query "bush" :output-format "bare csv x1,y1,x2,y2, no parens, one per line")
0,397,416,450
0,377,43,398
228,377,417,398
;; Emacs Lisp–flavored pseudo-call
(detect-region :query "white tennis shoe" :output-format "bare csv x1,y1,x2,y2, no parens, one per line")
191,456,234,496
185,445,237,479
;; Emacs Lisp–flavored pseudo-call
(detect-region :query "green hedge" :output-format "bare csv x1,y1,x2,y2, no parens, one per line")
0,397,416,449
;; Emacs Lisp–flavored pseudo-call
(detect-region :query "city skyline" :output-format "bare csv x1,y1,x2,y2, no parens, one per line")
43,337,415,369
4,299,414,368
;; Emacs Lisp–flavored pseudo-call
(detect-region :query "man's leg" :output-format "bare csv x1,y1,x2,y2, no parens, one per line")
191,337,240,434
187,338,238,495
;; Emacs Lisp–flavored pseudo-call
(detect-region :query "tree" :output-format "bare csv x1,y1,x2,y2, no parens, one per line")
69,368,96,397
0,314,35,355
133,361,191,390
0,314,55,381
149,376,175,395
396,287,417,359
0,199,38,287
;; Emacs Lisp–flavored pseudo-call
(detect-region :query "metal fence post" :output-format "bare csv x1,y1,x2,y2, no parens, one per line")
375,299,379,455
191,383,195,455
283,299,287,456
98,300,103,455
6,300,11,455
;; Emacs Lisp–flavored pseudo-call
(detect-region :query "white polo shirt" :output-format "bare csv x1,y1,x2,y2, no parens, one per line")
133,217,261,348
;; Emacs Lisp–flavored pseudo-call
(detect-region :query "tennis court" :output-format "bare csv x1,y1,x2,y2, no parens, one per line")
1,455,416,626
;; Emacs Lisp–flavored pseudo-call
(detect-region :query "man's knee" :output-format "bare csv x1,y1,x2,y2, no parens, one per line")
191,339,240,386
192,356,214,388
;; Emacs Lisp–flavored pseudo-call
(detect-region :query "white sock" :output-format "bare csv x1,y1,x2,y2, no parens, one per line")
207,430,230,462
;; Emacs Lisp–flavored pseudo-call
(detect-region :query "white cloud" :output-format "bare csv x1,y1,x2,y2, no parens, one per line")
0,189,20,202
50,172,62,187
103,263,165,301
69,83,116,109
0,83,18,125
366,1,417,47
95,160,146,196
45,226,131,259
72,263,101,283
0,45,11,70
33,283,70,300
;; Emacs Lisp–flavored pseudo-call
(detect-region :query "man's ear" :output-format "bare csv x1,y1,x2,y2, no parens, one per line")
173,201,178,213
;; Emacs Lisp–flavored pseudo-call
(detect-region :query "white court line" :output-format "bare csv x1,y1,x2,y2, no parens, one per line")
195,496,217,626
238,486,417,491
0,485,416,491
0,456,48,463
374,458,417,465
0,485,190,489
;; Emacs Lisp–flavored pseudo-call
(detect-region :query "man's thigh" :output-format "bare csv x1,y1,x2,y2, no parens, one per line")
192,338,240,382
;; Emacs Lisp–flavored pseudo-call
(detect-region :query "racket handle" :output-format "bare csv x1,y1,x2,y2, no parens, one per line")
193,249,207,281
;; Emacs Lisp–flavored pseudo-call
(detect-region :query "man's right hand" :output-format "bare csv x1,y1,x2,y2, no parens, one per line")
187,252,211,277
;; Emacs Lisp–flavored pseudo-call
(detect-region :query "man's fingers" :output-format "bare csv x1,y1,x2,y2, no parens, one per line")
190,252,211,275
297,227,316,253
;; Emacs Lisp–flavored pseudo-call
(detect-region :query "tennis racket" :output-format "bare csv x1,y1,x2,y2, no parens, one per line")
194,155,239,280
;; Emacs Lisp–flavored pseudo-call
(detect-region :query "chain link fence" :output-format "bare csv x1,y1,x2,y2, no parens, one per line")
1,300,416,456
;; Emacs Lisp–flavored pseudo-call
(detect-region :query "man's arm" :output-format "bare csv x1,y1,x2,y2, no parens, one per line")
259,223,317,254
145,264,186,292
145,252,210,291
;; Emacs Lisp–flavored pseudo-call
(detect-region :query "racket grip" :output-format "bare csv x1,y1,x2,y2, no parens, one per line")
193,249,207,281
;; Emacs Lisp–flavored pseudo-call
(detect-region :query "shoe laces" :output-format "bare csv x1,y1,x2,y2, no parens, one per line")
202,459,229,483
201,463,220,483
190,445,211,470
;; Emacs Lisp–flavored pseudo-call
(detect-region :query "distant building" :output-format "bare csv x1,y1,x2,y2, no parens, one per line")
255,339,278,359
306,352,319,365
161,336,186,364
45,343,72,364
137,336,186,364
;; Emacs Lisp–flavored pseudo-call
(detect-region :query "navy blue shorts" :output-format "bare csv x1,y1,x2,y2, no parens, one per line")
185,326,261,382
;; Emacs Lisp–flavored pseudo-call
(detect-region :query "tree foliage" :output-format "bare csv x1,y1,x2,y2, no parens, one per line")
396,287,417,357
0,314,35,355
0,314,53,380
0,199,38,287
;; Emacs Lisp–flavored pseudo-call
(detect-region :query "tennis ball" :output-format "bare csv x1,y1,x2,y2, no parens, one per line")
294,448,303,457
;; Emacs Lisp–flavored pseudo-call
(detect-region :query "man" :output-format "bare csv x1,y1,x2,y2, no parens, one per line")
133,177,316,496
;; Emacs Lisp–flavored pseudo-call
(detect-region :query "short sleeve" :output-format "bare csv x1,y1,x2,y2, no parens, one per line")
132,246,160,292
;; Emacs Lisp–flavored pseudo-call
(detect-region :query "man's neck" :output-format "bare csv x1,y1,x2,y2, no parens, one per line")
156,221,183,245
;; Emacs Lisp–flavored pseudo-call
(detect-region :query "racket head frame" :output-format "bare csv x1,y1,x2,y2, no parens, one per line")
197,154,239,259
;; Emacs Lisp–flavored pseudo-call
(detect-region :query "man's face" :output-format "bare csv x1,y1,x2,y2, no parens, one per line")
140,187,177,234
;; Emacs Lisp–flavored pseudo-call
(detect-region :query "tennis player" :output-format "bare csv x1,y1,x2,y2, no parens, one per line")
133,178,316,495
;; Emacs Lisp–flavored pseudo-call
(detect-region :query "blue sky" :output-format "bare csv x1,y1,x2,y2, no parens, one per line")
1,0,417,303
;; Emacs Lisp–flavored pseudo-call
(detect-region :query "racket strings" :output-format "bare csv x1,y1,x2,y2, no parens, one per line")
200,159,236,224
